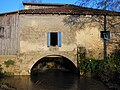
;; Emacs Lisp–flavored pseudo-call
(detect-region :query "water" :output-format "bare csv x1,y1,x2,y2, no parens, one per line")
0,69,109,90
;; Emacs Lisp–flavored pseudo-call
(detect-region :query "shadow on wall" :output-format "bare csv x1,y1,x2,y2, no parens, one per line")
63,14,120,31
64,14,120,58
63,15,104,30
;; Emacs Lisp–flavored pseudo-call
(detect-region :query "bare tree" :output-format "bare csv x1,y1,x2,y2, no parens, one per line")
74,0,120,46
64,0,120,59
75,0,120,11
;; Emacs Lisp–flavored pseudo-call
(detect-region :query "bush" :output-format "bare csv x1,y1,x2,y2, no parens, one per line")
79,48,120,89
47,62,56,68
79,57,120,79
4,60,15,67
79,58,99,77
0,64,4,78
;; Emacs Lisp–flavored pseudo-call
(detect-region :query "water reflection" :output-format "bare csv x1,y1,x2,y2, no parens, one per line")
31,69,79,90
0,69,109,90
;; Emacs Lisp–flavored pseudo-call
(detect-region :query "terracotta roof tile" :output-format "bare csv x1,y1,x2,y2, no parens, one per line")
18,5,120,16
0,4,120,16
23,2,66,6
19,8,70,14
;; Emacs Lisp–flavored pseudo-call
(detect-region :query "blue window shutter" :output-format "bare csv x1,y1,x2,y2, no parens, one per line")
47,32,50,47
58,32,62,47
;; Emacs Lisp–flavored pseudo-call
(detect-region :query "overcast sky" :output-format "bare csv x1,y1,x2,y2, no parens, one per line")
0,0,76,13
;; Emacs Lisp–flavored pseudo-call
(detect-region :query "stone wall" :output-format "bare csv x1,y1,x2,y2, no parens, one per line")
0,14,119,75
19,14,104,59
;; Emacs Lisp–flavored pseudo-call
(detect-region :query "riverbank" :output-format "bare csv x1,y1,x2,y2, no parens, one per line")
96,70,120,90
0,57,120,90
79,58,120,90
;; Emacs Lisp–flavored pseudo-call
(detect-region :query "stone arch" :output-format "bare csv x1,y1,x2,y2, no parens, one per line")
29,54,79,75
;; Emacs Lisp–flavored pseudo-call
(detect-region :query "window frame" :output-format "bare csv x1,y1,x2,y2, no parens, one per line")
47,32,62,47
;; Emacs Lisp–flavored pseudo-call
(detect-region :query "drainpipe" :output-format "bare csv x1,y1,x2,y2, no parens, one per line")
104,15,107,61
104,0,107,61
77,47,80,75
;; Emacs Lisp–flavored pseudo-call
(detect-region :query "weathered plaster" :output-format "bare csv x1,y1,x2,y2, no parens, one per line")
0,14,119,75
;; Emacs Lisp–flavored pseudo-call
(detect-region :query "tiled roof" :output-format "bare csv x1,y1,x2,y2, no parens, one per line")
19,7,71,14
19,5,120,16
23,2,66,6
0,3,120,16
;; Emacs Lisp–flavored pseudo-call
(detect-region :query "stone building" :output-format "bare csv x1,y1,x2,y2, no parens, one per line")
0,2,120,75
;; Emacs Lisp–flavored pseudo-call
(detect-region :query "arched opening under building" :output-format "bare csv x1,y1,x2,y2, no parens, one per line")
31,55,79,75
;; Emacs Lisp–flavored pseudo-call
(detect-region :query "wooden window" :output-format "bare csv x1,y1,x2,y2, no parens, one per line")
47,32,62,47
0,27,4,38
58,32,62,47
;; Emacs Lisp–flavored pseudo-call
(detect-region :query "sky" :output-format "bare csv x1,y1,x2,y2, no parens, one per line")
0,0,76,13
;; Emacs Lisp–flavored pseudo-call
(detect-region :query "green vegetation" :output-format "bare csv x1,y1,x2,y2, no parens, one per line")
4,60,15,67
0,64,4,78
0,60,15,77
79,58,99,77
79,50,120,89
47,62,56,68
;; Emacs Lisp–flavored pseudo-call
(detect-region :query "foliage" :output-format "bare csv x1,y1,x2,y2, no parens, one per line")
4,60,15,67
110,49,120,63
47,62,56,68
0,64,4,77
80,58,120,76
79,58,100,76
79,52,120,89
108,49,120,74
0,64,2,72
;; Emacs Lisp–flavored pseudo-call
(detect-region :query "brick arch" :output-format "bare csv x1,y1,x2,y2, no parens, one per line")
28,54,78,74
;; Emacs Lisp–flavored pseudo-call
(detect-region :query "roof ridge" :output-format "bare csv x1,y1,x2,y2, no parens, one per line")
23,2,68,6
0,5,120,16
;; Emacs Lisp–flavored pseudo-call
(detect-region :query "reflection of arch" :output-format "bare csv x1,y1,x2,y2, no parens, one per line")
31,70,79,90
30,54,79,75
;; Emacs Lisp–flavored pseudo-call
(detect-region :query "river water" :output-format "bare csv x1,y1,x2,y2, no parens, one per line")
0,69,109,90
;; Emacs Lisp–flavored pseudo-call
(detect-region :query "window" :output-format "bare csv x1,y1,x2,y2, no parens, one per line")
47,32,62,47
50,32,58,46
0,27,4,38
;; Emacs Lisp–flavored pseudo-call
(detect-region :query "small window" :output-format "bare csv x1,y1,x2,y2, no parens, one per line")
47,32,62,47
50,32,58,46
0,27,4,38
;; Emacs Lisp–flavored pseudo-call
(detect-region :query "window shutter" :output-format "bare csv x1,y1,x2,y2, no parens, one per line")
58,32,62,47
47,32,50,47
